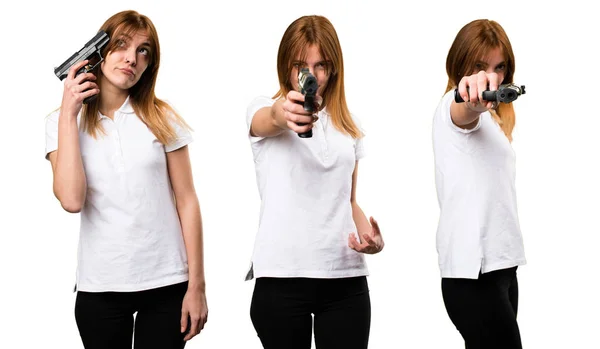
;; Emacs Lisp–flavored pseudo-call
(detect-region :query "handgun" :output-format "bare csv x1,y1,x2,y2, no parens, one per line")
54,30,110,104
296,68,318,138
454,83,526,104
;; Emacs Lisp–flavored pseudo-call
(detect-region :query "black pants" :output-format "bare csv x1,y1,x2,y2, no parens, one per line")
250,276,371,349
442,267,522,349
75,281,189,349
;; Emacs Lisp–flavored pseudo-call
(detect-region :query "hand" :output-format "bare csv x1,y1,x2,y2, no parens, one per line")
348,216,384,254
281,90,321,134
180,287,208,341
457,70,500,111
61,60,99,117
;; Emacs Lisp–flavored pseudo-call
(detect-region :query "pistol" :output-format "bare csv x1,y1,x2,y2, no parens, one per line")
296,68,318,138
454,83,526,104
54,30,110,104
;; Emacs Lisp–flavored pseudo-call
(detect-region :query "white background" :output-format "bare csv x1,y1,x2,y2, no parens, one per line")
1,0,598,348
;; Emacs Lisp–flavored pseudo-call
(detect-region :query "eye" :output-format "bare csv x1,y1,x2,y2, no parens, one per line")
495,63,506,72
474,63,484,71
138,47,150,56
115,39,127,47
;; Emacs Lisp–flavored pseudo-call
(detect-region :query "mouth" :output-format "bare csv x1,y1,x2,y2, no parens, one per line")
119,68,135,77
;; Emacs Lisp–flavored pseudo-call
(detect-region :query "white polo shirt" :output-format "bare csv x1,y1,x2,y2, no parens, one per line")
432,90,526,279
245,96,369,280
45,97,191,292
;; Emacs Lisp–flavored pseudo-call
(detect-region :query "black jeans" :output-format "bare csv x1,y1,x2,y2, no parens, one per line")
442,267,522,349
250,276,371,349
75,281,189,349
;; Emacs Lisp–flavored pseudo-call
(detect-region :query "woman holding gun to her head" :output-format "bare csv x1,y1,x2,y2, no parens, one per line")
432,19,527,349
245,15,384,349
45,10,207,348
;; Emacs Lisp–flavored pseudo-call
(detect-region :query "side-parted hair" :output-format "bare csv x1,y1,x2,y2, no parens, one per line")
445,19,516,141
82,10,189,144
273,15,361,139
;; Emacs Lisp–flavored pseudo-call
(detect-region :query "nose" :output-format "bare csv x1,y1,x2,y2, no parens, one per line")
125,47,136,66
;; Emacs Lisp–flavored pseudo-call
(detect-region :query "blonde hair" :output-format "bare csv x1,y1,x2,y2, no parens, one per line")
445,19,516,141
274,15,361,138
81,10,190,144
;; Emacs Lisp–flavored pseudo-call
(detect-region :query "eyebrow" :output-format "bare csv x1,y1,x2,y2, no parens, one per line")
116,35,151,47
475,60,506,68
292,60,330,65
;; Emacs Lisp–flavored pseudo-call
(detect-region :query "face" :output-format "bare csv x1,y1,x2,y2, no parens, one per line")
290,44,331,95
100,31,152,91
471,46,507,83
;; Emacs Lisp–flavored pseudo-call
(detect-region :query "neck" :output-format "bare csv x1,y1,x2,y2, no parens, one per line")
98,79,129,119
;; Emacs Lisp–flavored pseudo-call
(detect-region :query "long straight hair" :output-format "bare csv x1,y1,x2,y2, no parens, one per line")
445,19,516,141
274,15,361,139
81,10,189,144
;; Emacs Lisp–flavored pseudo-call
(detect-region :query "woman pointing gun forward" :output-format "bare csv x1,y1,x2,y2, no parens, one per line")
246,15,384,349
432,19,527,349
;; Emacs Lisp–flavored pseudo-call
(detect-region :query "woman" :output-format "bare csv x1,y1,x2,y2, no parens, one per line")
432,19,527,349
245,15,384,349
45,10,207,348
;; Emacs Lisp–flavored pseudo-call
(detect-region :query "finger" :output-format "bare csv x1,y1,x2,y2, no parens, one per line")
78,81,99,93
362,233,376,246
287,90,305,104
353,237,371,252
283,99,308,115
80,88,100,101
200,313,208,330
370,217,381,236
457,77,469,103
180,309,189,333
74,72,97,85
348,233,359,246
188,316,200,340
315,95,323,107
477,71,489,107
68,60,90,81
288,112,315,125
488,72,499,92
468,75,480,104
348,234,362,251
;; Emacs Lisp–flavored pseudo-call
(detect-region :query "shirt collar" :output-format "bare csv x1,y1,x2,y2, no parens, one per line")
118,96,135,113
98,96,135,119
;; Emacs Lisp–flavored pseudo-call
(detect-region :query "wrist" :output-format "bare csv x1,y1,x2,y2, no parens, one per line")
59,110,79,124
187,279,206,292
464,101,488,114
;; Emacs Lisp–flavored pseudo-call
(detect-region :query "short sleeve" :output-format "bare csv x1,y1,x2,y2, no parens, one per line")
45,110,60,160
438,90,482,134
351,113,366,160
246,96,276,144
164,107,193,153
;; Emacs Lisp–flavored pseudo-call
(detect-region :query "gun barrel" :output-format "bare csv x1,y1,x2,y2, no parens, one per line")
454,84,525,104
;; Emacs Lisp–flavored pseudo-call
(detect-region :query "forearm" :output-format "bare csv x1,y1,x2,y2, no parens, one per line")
450,101,482,128
54,113,87,212
351,201,371,236
250,99,288,138
177,196,205,291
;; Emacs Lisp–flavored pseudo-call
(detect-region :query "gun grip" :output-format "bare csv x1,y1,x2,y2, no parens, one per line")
298,129,313,138
454,88,497,103
297,96,315,138
83,94,98,104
